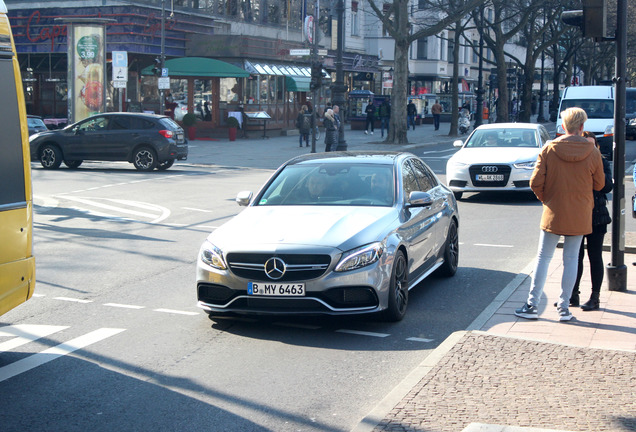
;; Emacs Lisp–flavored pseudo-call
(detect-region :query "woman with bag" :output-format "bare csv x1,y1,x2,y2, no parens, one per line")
570,131,614,310
323,109,338,152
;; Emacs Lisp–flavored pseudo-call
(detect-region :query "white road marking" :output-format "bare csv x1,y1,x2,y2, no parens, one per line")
32,293,45,298
198,225,218,230
420,148,457,155
53,297,93,304
61,196,167,221
103,303,145,309
154,308,200,316
183,207,215,213
336,329,390,338
0,328,125,383
474,243,514,248
406,337,434,343
0,325,68,352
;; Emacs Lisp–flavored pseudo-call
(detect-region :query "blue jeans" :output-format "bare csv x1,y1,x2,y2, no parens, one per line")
527,230,583,310
408,115,415,130
380,117,389,136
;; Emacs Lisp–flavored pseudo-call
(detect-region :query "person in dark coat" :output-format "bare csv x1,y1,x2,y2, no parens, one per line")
323,109,338,152
296,105,311,147
379,99,391,138
407,100,417,130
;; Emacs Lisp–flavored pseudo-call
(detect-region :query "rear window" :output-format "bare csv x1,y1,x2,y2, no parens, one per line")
159,117,181,130
0,58,25,207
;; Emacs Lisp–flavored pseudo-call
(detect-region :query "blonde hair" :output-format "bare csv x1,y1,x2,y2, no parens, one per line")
560,107,588,135
300,104,308,113
324,109,334,121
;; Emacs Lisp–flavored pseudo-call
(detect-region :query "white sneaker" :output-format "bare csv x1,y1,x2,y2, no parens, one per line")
364,130,368,134
370,131,374,135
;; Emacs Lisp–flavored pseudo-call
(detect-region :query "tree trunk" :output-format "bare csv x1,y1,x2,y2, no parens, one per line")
386,19,410,144
449,22,461,136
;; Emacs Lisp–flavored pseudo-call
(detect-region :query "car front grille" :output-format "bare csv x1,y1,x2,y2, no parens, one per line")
226,253,331,282
469,164,511,187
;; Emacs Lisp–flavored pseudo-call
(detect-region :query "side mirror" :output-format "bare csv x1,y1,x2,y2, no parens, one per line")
236,191,253,206
453,139,464,147
406,191,433,208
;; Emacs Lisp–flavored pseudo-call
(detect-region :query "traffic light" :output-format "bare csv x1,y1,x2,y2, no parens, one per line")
151,58,161,77
561,0,606,39
310,62,323,91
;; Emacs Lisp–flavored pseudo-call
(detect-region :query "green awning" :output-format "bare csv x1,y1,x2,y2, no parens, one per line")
141,57,249,78
285,76,311,92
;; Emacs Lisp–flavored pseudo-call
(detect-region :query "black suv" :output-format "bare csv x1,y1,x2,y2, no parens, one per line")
29,113,188,171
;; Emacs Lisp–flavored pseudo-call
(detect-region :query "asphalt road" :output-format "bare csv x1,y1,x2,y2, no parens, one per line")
1,133,635,431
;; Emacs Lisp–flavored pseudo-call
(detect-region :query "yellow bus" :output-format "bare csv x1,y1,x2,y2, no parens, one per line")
0,0,35,317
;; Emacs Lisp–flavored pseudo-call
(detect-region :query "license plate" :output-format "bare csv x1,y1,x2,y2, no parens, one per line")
476,174,504,181
248,282,305,296
177,133,184,141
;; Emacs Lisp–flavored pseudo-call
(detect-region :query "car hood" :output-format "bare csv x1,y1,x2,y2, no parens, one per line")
450,147,540,164
30,129,64,141
208,206,398,252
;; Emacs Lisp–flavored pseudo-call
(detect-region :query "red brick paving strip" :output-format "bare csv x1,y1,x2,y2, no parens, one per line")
373,332,636,432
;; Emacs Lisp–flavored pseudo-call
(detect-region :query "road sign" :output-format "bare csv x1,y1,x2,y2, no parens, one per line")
161,68,169,77
290,49,311,56
158,77,170,90
113,81,127,89
113,66,127,81
112,51,128,68
318,49,328,56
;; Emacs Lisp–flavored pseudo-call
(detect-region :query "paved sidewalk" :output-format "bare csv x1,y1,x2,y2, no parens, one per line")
353,252,636,432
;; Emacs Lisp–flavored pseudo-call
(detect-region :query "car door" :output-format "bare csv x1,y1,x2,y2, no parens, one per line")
397,158,441,280
65,115,111,160
103,115,136,160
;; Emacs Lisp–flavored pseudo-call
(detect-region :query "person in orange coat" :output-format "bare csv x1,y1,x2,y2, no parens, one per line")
515,107,605,322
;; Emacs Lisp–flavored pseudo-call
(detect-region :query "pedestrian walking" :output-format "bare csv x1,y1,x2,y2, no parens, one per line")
572,131,613,311
379,99,390,137
323,109,338,152
431,100,442,131
364,100,375,134
407,100,417,131
296,105,311,147
333,104,345,149
515,107,605,322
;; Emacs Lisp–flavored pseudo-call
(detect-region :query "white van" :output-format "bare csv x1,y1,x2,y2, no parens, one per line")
556,85,614,158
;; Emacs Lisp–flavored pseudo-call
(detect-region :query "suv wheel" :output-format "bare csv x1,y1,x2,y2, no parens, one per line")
132,146,158,171
40,144,62,169
157,159,175,170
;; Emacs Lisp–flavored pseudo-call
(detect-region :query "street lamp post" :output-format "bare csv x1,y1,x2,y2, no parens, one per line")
474,7,485,129
159,0,166,116
333,0,347,150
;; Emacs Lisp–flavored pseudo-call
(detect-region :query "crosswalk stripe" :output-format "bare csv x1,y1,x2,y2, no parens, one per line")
0,328,125,383
0,325,68,352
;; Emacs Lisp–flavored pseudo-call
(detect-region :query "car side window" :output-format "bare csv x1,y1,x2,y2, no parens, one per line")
139,119,155,129
402,161,420,201
111,116,132,130
409,158,436,192
77,116,108,132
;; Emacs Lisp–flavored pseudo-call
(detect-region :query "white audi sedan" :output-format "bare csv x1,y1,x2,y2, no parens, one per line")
197,152,459,322
446,123,551,200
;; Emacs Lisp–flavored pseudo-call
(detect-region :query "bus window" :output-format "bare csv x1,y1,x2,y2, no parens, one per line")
0,0,35,317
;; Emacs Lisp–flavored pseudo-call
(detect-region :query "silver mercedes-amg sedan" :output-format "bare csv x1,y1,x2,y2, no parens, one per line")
196,152,459,321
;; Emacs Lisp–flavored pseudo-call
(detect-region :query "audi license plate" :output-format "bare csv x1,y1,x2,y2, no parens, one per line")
476,174,504,181
248,282,305,296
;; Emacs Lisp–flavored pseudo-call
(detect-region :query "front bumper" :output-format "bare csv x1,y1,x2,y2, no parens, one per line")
447,164,533,193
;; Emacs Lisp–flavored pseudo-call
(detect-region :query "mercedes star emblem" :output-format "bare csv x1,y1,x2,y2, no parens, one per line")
264,257,286,280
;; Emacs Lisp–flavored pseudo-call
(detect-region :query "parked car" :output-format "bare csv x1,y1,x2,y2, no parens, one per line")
27,115,48,136
29,112,188,171
196,151,459,322
446,123,551,200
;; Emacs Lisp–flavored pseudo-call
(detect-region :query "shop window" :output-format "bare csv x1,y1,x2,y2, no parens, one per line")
220,78,239,103
245,76,258,104
260,76,269,102
194,79,212,120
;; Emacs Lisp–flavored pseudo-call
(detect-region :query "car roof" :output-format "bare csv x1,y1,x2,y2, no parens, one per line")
474,123,542,131
287,151,413,166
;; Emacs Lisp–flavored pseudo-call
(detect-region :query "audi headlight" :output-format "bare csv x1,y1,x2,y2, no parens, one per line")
604,125,614,136
447,159,469,169
335,242,384,272
513,160,536,170
199,240,227,270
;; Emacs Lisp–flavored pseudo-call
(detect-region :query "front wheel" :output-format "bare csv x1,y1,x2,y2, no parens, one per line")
132,146,158,171
437,219,459,277
157,159,175,170
383,250,408,322
40,144,62,169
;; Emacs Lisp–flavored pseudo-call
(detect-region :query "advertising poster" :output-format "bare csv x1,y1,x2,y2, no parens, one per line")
73,25,104,121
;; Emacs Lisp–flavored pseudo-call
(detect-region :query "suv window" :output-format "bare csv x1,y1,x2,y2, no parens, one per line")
77,116,109,132
110,116,132,130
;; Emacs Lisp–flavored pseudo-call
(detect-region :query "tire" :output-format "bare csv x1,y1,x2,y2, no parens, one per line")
437,219,459,277
40,144,62,169
157,159,175,170
132,146,158,171
383,250,409,322
64,160,83,169
453,191,463,200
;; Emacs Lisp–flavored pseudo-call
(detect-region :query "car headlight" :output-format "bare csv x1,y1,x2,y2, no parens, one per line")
447,159,469,169
629,118,636,126
199,240,227,270
556,124,564,135
513,160,536,170
335,242,384,272
604,125,614,136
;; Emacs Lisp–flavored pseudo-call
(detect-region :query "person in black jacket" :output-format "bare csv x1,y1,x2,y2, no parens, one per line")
571,131,614,310
407,100,417,130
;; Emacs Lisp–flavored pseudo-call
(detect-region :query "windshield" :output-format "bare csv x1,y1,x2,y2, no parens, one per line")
257,163,395,207
465,129,540,148
27,117,46,127
560,99,614,119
